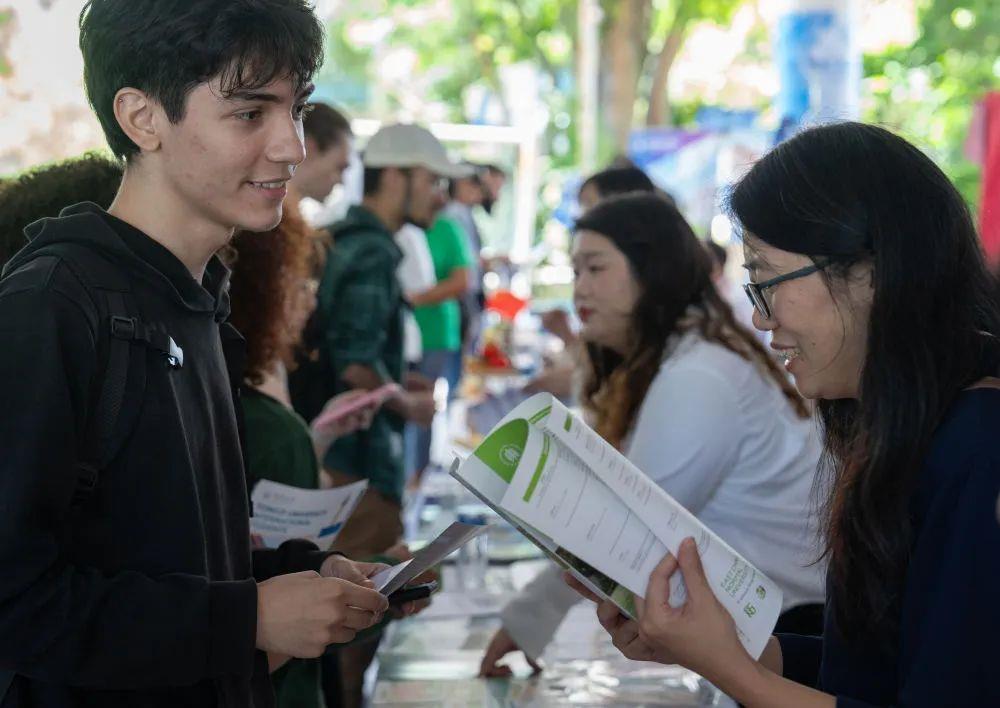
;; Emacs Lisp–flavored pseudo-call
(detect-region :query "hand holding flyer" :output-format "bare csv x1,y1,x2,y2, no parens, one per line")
451,393,782,659
311,383,400,430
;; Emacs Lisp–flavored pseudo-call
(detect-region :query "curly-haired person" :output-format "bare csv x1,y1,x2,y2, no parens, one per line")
0,152,123,265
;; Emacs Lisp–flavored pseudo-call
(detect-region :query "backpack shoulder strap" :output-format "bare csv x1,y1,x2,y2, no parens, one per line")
219,321,255,510
0,243,143,694
9,243,150,504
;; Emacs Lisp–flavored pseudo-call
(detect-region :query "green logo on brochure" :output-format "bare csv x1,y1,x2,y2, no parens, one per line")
501,444,522,465
744,604,757,618
756,585,766,600
473,419,530,484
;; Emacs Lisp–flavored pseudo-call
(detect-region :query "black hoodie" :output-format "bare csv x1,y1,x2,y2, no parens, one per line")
0,203,321,707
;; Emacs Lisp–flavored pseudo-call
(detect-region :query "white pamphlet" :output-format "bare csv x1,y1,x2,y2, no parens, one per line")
250,479,367,550
452,393,782,659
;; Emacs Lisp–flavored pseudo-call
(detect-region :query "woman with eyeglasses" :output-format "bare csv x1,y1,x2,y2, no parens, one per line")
480,191,826,676
567,122,1000,707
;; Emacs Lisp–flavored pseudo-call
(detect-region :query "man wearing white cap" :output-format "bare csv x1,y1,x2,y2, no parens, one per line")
301,123,470,705
309,124,469,556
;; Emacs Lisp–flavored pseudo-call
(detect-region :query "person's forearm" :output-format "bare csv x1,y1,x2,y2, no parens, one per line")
410,270,469,306
312,433,330,463
758,636,782,675
714,655,835,708
0,566,258,685
383,390,412,418
341,363,385,392
341,363,409,418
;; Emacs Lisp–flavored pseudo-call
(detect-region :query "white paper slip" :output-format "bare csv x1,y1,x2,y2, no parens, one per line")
371,559,414,593
249,479,367,550
378,521,488,597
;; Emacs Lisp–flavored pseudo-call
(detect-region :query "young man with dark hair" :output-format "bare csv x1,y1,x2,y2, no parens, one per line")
0,2,387,706
291,101,354,203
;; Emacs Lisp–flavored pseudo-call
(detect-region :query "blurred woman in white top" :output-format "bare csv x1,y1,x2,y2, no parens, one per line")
481,192,825,676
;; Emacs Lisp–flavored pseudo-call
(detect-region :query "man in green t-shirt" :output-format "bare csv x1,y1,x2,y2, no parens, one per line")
408,214,471,477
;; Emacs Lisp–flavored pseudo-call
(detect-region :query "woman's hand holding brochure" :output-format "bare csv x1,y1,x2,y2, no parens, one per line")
565,537,752,680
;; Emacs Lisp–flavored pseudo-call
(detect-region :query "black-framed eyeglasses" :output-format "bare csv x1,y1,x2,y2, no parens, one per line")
743,261,828,320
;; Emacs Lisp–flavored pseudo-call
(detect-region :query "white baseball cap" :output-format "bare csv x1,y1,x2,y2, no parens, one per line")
362,123,473,179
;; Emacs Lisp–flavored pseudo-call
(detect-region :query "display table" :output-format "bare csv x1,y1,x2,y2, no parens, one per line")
371,562,734,707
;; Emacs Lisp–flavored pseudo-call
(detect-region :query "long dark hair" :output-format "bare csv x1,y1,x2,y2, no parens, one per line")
575,193,807,449
727,122,1000,645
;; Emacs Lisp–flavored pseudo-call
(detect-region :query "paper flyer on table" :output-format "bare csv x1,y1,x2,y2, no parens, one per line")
452,393,781,659
250,479,367,550
371,521,488,596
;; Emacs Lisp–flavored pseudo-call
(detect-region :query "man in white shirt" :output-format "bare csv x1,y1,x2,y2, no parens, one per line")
443,170,487,352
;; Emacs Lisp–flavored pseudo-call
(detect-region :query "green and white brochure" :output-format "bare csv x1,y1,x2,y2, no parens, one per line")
451,393,782,659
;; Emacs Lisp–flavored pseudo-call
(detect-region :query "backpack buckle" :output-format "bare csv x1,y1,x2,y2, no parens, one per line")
109,316,137,340
110,316,183,369
71,462,99,508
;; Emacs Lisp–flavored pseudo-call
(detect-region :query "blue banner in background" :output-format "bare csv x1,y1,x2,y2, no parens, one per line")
775,5,860,131
627,127,771,237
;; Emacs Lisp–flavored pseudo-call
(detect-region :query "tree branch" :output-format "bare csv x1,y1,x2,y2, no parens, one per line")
606,0,651,151
646,2,693,126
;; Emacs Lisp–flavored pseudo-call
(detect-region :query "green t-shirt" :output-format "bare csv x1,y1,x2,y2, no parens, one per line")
414,216,472,352
241,389,321,708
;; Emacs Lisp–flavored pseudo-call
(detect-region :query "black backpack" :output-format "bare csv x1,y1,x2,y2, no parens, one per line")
0,242,220,703
8,243,194,493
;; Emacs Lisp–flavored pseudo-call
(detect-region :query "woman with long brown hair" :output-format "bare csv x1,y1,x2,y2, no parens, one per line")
568,123,1000,707
229,200,376,489
481,192,825,675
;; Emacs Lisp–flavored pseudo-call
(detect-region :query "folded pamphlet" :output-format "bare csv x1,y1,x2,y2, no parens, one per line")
250,479,367,550
450,393,782,658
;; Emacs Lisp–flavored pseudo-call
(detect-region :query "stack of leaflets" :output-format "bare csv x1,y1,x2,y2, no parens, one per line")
450,393,782,658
